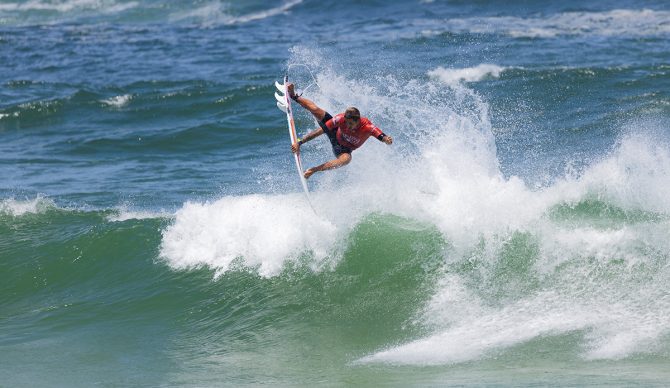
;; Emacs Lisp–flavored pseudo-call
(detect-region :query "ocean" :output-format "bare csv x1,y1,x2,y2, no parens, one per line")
2,0,670,386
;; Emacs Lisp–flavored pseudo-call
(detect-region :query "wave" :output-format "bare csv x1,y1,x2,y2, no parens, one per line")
160,45,498,277
0,0,139,25
106,206,172,222
0,88,107,127
0,0,304,26
421,9,670,38
355,133,670,365
361,280,670,365
160,195,340,278
100,94,133,108
0,80,223,131
427,64,507,84
0,196,171,222
0,98,66,125
0,112,20,120
158,47,670,365
169,0,304,26
0,0,137,13
0,196,57,216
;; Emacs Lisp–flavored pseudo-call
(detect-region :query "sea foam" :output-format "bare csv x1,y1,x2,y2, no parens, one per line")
427,64,506,84
101,94,132,108
356,131,670,365
0,196,57,216
160,194,339,278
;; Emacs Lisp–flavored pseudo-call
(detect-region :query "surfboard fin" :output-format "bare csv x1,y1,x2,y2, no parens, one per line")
275,82,288,112
275,80,285,93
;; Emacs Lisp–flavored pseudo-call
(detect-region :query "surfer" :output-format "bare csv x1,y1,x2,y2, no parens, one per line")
288,83,393,179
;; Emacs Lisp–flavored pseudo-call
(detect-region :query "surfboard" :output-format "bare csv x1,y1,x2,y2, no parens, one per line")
275,76,315,211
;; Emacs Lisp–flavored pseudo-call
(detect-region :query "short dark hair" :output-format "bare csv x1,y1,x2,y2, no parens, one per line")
344,107,360,120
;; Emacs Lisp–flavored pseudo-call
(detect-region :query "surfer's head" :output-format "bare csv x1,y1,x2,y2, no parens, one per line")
344,107,360,128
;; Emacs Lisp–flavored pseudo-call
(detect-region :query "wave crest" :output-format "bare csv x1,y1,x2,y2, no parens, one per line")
428,64,506,84
160,194,339,278
422,9,670,38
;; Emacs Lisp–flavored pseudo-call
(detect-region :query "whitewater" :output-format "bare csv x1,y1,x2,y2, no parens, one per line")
158,50,670,367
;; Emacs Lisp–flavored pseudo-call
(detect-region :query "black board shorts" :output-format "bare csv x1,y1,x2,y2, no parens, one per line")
319,112,352,157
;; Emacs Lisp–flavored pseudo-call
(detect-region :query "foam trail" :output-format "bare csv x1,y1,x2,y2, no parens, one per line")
362,248,670,365
360,292,599,365
362,288,670,365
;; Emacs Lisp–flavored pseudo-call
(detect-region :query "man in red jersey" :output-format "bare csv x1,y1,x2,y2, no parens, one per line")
287,83,393,179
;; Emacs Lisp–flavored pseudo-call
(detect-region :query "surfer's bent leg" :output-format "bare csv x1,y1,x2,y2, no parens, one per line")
305,153,351,179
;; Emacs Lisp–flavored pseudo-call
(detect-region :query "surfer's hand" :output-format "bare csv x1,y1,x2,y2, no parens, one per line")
383,135,393,145
291,142,300,153
304,168,316,179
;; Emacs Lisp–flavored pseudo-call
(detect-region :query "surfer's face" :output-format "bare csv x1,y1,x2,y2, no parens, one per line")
345,117,359,129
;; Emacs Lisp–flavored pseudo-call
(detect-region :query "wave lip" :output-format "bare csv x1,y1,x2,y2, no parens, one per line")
101,94,133,108
0,196,56,216
106,207,172,222
0,112,20,120
160,194,339,278
427,64,506,84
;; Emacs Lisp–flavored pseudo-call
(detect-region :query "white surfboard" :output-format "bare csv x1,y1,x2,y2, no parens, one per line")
275,75,315,211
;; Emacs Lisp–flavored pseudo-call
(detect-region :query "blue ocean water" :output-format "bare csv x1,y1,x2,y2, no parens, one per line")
2,0,670,386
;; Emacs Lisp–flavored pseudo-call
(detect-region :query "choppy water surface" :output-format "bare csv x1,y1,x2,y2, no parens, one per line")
2,0,670,386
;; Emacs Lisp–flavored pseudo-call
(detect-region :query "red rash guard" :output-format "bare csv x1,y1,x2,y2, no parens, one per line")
324,113,384,150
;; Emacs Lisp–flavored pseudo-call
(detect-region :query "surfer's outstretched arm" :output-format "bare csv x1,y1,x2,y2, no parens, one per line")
291,127,323,153
304,153,351,179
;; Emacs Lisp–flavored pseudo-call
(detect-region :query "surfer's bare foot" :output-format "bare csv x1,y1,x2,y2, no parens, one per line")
304,168,315,179
287,83,299,100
